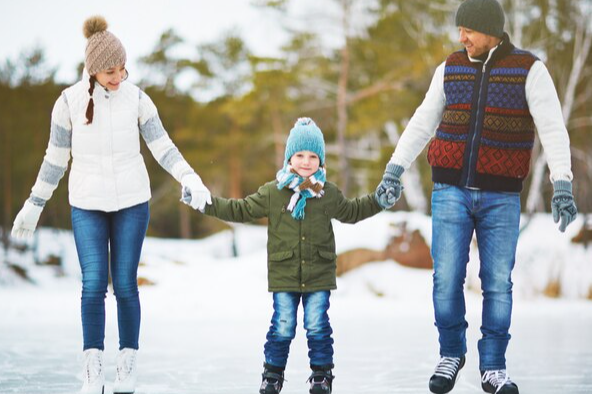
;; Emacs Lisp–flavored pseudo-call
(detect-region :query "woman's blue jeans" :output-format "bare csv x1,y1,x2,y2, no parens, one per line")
71,202,149,351
264,291,334,368
431,183,520,371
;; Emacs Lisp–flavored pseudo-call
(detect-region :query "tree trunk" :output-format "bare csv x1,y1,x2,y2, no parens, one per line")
1,124,12,250
525,14,592,215
525,151,546,214
179,204,192,239
402,166,428,213
270,105,285,169
2,123,11,251
336,0,351,194
508,0,524,48
384,121,428,212
228,124,243,199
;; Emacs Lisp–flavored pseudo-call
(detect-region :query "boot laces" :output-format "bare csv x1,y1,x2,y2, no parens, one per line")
116,349,137,382
433,357,461,380
83,350,103,384
482,370,513,393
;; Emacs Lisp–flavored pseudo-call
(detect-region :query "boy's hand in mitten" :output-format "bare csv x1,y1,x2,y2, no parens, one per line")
181,173,212,212
375,163,404,209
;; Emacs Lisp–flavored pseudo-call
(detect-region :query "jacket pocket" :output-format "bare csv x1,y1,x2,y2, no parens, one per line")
270,205,288,232
317,250,337,261
269,250,294,262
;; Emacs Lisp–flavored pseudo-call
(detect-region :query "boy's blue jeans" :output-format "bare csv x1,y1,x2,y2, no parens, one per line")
264,291,334,368
431,183,520,371
71,202,150,351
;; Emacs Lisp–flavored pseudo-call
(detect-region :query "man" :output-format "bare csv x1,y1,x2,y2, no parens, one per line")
374,0,577,393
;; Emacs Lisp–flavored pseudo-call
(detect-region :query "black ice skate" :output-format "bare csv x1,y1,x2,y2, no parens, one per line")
307,365,334,394
259,363,285,394
481,370,519,394
429,355,465,393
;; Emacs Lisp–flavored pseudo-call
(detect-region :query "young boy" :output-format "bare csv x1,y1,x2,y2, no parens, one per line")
197,118,384,394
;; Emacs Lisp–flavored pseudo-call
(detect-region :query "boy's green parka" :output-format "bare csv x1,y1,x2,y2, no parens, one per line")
204,180,382,292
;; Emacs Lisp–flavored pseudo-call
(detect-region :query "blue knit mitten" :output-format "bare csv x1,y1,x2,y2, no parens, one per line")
551,180,577,232
375,163,405,209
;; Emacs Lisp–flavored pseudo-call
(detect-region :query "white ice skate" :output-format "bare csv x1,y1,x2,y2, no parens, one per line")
113,348,137,394
80,349,104,394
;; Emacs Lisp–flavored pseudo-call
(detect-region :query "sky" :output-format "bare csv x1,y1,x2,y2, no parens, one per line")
1,0,377,89
0,0,290,84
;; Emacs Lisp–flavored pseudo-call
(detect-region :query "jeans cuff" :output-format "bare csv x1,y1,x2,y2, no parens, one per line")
440,349,466,358
311,363,334,371
264,362,285,372
479,363,507,371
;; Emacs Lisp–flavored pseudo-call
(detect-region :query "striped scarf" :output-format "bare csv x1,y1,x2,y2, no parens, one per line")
276,165,326,220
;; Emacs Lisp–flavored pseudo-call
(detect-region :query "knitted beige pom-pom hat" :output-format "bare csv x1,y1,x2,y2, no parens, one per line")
83,16,126,76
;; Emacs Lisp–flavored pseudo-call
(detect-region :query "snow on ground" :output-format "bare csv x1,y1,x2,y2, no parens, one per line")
1,211,591,393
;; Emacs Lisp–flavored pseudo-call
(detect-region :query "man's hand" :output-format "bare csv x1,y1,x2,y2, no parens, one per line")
375,163,405,209
551,180,577,233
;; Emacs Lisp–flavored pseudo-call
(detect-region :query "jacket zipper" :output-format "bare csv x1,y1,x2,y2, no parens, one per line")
465,62,489,187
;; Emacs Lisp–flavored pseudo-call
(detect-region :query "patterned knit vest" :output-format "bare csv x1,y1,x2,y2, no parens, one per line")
427,38,538,192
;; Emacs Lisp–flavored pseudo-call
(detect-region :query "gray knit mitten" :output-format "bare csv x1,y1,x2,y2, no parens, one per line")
551,180,577,232
375,163,405,209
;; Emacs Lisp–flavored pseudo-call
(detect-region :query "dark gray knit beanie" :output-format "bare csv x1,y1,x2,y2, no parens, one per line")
455,0,505,38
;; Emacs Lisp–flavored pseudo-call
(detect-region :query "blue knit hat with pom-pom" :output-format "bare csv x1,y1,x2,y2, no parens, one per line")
284,117,325,166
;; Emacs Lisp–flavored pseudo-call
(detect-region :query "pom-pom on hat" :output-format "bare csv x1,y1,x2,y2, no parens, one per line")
83,16,127,76
284,117,326,166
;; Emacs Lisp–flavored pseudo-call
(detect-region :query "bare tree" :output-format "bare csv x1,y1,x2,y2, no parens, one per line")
336,0,353,193
384,121,428,213
525,4,592,216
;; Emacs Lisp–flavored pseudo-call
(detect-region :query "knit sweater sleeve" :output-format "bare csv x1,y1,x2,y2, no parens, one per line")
526,61,573,182
28,93,72,207
138,90,195,182
389,62,446,169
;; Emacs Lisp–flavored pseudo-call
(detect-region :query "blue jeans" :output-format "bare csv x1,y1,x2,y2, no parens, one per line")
71,202,150,351
431,183,520,370
264,291,334,368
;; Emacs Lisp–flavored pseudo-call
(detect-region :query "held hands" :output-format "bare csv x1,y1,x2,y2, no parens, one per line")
375,163,405,209
11,200,44,239
180,173,212,212
551,180,577,233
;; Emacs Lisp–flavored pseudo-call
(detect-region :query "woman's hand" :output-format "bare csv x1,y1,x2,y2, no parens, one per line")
180,173,212,212
11,201,43,239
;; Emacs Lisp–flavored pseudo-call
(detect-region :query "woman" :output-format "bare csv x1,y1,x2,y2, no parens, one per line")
11,16,210,394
